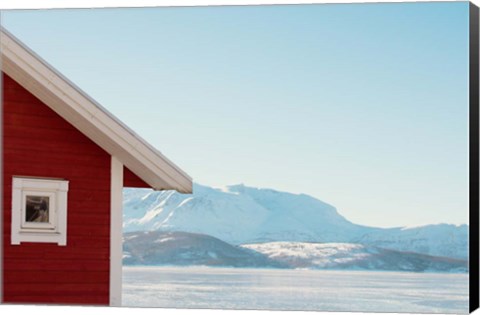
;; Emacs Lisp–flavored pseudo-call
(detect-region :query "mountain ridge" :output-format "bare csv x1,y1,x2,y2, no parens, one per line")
123,183,468,260
123,230,468,273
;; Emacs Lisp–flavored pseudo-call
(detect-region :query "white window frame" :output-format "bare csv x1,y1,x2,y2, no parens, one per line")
11,177,69,246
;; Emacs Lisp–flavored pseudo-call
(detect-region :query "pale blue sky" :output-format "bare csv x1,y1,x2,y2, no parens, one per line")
1,2,470,228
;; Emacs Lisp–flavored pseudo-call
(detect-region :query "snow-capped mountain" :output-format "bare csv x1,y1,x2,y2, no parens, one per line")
123,183,372,243
123,231,467,273
123,183,468,260
123,231,286,268
242,242,467,272
353,224,468,260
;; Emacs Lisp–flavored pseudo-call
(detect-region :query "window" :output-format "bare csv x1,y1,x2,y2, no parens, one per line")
11,177,69,245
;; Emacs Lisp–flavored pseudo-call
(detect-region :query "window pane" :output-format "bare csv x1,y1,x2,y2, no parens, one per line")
25,195,49,223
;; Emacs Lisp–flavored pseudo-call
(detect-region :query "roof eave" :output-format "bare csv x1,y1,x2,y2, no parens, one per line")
0,29,192,194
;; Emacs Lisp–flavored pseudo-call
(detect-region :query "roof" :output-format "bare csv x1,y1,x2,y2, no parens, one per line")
0,28,192,193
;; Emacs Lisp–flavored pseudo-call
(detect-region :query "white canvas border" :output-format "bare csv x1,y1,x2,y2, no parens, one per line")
0,1,478,315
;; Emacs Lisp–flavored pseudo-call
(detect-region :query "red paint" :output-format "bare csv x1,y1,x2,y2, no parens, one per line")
124,166,150,188
2,73,111,305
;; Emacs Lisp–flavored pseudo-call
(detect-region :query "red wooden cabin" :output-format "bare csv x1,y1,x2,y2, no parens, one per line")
0,29,192,306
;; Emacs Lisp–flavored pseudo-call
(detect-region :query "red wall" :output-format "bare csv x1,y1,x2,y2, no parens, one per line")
124,166,150,188
2,73,111,305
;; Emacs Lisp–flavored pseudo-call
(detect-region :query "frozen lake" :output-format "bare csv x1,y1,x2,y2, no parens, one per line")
122,266,468,313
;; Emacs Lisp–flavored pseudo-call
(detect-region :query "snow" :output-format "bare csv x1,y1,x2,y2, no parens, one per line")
244,242,365,259
242,242,375,268
122,266,468,313
124,184,272,244
123,231,467,272
123,183,363,245
154,237,175,243
400,223,468,230
123,183,468,260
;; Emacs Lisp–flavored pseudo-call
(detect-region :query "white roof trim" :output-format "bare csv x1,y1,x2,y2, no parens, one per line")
0,29,192,193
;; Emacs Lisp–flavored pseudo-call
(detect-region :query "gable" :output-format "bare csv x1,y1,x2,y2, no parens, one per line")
124,167,150,188
0,28,192,193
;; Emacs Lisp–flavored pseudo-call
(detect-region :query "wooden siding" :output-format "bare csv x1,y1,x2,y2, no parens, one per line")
2,73,111,305
124,166,150,188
